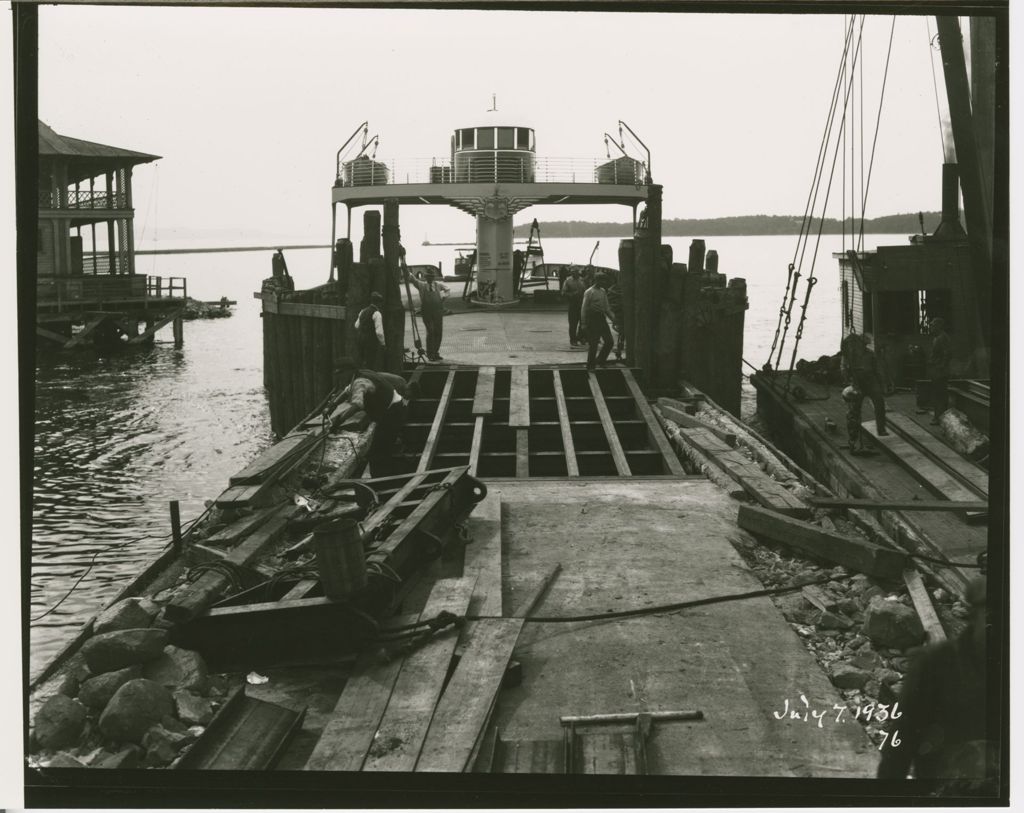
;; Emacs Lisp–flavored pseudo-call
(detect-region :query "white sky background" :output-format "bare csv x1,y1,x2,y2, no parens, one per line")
38,7,959,245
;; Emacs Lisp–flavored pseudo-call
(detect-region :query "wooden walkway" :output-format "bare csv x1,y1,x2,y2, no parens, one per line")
753,373,988,592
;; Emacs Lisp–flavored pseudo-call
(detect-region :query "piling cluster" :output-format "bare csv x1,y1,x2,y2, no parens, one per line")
30,597,223,769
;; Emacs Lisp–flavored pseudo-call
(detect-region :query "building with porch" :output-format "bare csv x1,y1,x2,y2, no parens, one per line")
36,121,187,348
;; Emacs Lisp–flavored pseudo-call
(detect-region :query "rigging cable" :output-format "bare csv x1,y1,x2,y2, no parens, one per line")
770,15,860,370
925,17,948,161
784,16,868,393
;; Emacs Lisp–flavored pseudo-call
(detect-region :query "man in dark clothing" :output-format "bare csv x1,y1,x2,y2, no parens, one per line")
342,369,416,477
580,273,616,371
562,266,585,347
877,577,996,792
926,317,952,425
404,267,449,362
840,331,888,452
354,292,386,370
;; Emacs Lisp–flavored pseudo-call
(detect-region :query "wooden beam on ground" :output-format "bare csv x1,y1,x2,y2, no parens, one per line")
468,416,485,477
622,371,685,475
807,497,988,513
588,373,630,476
516,430,529,478
552,370,579,477
509,366,531,428
683,428,809,517
417,370,456,473
64,315,109,348
656,399,736,447
126,307,184,345
861,422,984,503
737,503,910,579
903,569,947,645
360,471,430,537
200,506,282,547
472,366,496,416
361,576,477,771
886,413,988,497
36,325,70,345
229,432,319,485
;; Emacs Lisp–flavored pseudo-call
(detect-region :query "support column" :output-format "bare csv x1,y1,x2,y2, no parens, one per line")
381,199,405,373
124,168,136,275
172,314,184,346
475,215,514,303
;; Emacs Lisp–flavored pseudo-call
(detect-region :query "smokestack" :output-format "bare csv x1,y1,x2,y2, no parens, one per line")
933,162,967,240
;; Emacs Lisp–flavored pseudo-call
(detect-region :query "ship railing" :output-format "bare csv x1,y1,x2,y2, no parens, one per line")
147,275,188,300
335,156,646,187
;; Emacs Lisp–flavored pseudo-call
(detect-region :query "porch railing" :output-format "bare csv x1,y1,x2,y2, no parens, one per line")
38,190,128,210
147,276,187,299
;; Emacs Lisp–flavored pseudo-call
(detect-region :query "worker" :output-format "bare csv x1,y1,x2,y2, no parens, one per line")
877,576,996,793
340,369,418,477
403,266,449,362
562,265,586,347
580,273,617,372
926,317,951,425
840,331,887,453
354,292,386,370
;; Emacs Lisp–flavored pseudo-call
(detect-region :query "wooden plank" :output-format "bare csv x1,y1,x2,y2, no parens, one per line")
622,371,686,475
229,433,318,485
417,370,456,473
552,371,580,477
415,618,524,772
463,495,502,617
516,429,529,478
508,366,531,428
64,315,109,348
493,739,565,774
355,471,431,538
886,413,988,497
126,307,183,345
861,422,982,502
588,373,630,476
903,569,947,645
36,325,70,345
737,503,910,579
280,579,318,601
276,301,347,319
468,416,485,477
657,400,737,447
472,366,496,416
362,576,477,771
807,497,988,512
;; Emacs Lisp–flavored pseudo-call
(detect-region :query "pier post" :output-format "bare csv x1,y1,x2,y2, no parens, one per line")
170,500,182,553
360,210,381,264
172,314,184,346
618,239,636,366
382,200,406,373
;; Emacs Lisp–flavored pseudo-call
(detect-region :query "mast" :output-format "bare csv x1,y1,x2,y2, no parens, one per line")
935,15,992,357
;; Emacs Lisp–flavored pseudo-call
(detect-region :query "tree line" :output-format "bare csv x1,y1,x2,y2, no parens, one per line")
513,212,944,238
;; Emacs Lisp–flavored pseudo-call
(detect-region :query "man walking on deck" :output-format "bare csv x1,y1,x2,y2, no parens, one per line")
404,266,449,362
580,273,617,371
354,292,386,371
562,266,585,347
840,331,888,453
925,317,951,425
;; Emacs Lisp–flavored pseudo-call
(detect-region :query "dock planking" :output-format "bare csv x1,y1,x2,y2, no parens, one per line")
886,413,988,497
472,366,496,416
861,422,981,503
463,494,502,617
508,367,531,427
417,370,456,473
588,373,631,476
551,370,580,476
624,371,686,475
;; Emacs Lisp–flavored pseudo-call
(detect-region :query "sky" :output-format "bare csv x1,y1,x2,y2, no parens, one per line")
36,7,965,246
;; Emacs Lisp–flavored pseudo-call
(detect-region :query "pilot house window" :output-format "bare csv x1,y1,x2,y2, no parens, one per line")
476,128,495,150
497,128,515,149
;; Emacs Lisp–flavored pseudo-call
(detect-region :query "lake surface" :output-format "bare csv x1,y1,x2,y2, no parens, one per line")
30,232,905,678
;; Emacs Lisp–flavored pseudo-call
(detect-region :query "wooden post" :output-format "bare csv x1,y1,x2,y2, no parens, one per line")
617,239,635,366
170,500,182,553
381,200,405,373
172,313,183,346
654,262,683,393
632,228,653,383
345,262,369,368
360,209,381,263
687,239,706,274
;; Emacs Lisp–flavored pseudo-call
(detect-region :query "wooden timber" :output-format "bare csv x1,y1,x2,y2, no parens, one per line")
551,370,580,476
902,569,947,645
462,494,502,617
588,372,630,476
624,371,686,475
229,432,320,485
468,416,485,476
807,497,987,513
508,367,531,427
657,398,737,447
737,504,910,579
417,370,455,473
886,413,988,497
472,365,496,415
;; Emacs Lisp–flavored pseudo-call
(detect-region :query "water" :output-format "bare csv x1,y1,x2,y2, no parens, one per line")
30,232,905,678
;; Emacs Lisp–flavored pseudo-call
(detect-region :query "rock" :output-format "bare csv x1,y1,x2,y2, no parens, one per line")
889,656,911,672
864,679,881,697
52,670,82,699
78,664,143,710
847,634,868,650
144,646,209,694
835,598,861,617
860,585,886,606
849,574,871,590
98,679,174,744
826,580,847,595
933,588,949,603
951,602,969,619
831,663,872,690
884,681,905,704
81,629,168,675
829,566,848,579
897,594,913,606
874,668,902,686
205,673,230,698
174,690,214,726
862,597,924,649
94,745,143,769
815,610,853,631
45,752,88,768
161,714,190,734
142,723,192,767
93,597,160,635
34,695,88,750
850,649,883,670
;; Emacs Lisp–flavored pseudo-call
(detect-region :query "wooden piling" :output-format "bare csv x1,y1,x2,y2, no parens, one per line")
381,200,406,374
170,500,182,553
687,239,706,274
345,262,369,367
654,262,683,393
360,210,381,263
172,314,184,346
617,239,635,367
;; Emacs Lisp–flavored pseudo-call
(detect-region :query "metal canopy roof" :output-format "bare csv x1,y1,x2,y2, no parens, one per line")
39,121,160,181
